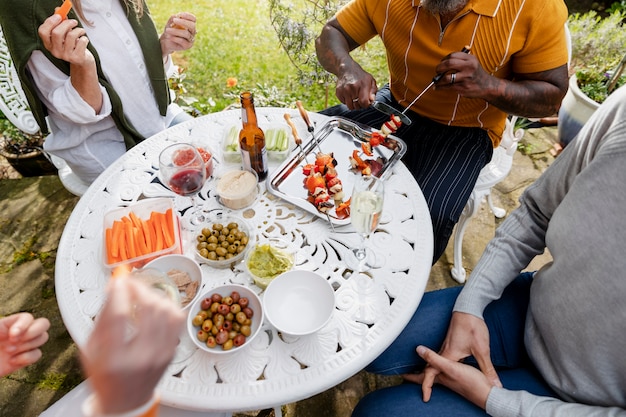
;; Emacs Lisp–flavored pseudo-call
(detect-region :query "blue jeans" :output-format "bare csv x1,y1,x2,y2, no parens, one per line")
352,272,557,417
321,85,493,264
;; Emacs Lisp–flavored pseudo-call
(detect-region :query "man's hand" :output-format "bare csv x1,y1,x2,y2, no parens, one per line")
160,12,197,57
81,277,185,415
0,313,50,377
335,62,377,110
403,345,493,409
406,312,501,403
432,49,568,117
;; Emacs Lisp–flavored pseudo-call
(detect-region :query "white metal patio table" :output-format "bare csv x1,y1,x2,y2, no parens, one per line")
54,107,433,413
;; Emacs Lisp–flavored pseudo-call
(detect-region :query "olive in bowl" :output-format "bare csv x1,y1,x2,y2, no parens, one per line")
195,215,253,269
187,284,263,354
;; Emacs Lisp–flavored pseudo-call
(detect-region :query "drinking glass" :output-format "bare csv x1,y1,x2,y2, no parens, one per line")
159,143,207,226
346,175,385,272
131,268,181,307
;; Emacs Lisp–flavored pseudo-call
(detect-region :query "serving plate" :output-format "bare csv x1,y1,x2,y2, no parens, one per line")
266,117,407,225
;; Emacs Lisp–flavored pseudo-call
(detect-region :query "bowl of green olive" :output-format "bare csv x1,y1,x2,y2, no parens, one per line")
194,213,253,269
187,284,263,354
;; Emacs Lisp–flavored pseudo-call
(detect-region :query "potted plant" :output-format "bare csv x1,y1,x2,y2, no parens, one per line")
0,112,57,177
558,10,626,146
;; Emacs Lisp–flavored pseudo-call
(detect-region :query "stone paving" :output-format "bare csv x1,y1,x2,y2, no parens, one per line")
0,125,558,417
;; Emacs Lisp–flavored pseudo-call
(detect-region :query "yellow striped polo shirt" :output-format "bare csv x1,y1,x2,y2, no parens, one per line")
336,0,569,146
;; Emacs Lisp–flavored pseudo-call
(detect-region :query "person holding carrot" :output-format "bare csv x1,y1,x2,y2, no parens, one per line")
0,0,197,184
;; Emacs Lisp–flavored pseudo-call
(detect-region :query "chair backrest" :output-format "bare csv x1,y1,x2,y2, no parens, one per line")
0,26,40,134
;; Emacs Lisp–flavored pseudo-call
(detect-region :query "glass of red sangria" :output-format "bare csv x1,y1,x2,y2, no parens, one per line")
159,143,207,226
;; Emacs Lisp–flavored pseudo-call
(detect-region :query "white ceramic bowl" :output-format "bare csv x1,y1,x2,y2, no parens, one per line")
187,284,263,354
143,254,203,309
263,270,335,336
194,213,253,269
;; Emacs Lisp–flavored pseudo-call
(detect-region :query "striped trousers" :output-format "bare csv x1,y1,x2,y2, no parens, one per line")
321,85,493,264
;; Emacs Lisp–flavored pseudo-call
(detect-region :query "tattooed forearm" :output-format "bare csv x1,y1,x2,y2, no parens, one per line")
315,18,360,76
485,65,569,117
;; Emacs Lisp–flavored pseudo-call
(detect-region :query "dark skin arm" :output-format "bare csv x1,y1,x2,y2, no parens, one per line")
315,17,377,110
316,17,569,117
434,52,569,117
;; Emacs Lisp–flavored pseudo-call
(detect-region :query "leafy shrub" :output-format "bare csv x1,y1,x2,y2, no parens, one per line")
568,10,626,103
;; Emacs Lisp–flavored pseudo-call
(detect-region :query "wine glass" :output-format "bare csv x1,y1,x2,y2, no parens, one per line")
346,175,385,272
159,143,207,226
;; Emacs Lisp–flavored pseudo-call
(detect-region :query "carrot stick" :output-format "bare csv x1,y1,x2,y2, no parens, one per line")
140,218,153,253
105,227,115,264
110,220,123,259
161,211,174,248
124,221,136,259
164,208,176,248
151,212,164,251
111,264,131,279
54,0,72,20
128,211,142,229
134,227,148,257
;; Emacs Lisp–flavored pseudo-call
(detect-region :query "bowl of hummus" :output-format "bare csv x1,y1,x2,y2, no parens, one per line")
215,169,259,210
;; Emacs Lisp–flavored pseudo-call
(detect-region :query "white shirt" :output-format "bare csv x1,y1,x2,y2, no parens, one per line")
28,0,178,183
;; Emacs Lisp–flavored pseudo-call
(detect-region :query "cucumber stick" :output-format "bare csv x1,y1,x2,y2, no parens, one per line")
267,129,277,150
266,129,289,151
228,127,289,152
225,126,239,152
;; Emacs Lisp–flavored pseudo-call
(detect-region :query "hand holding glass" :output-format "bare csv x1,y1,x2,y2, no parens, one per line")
347,175,384,272
159,143,207,226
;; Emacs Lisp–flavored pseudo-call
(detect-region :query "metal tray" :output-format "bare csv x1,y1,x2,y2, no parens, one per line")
266,117,407,225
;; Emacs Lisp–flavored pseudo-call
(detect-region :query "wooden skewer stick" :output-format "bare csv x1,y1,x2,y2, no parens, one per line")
283,113,309,162
296,100,323,154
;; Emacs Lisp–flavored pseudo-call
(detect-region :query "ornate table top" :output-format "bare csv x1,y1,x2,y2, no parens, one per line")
55,107,433,412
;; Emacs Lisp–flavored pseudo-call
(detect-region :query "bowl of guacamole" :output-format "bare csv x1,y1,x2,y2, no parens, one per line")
246,238,295,289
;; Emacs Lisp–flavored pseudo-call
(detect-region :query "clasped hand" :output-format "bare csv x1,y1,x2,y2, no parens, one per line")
402,312,502,410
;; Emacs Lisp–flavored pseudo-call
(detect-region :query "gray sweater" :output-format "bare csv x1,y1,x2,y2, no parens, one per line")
455,86,626,417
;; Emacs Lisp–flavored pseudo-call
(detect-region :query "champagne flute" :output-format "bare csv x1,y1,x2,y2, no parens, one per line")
159,143,207,226
347,175,384,272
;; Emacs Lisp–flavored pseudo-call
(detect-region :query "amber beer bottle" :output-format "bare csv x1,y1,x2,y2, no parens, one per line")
239,92,268,180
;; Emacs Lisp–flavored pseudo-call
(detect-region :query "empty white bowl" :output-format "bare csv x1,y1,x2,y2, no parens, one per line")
187,284,263,354
143,254,203,309
263,270,335,336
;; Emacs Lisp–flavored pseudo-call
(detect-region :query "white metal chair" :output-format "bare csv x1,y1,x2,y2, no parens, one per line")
450,116,523,283
450,24,572,283
0,26,89,196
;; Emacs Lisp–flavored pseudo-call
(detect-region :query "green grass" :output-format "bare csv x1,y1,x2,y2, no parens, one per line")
148,0,387,112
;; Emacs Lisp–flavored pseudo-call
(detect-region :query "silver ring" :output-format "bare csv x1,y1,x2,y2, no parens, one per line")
352,97,359,102
450,72,456,85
